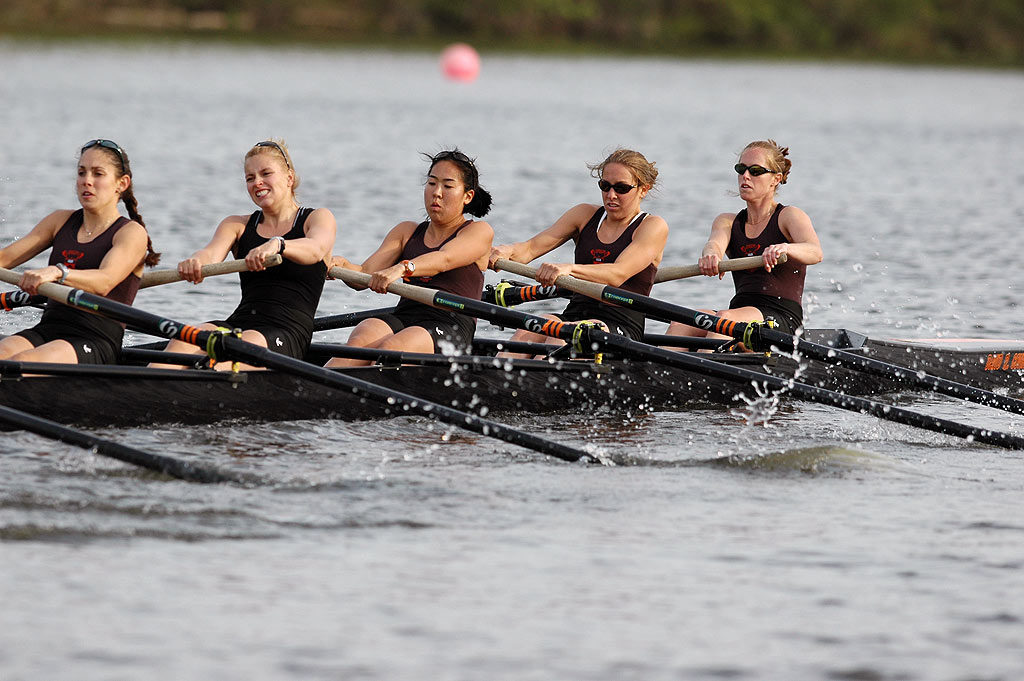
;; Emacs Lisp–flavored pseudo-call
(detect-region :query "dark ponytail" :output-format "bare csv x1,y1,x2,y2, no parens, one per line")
120,185,160,267
465,186,492,218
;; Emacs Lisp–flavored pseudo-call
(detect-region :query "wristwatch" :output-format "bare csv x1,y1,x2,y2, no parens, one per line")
271,236,286,254
402,260,416,279
54,262,70,284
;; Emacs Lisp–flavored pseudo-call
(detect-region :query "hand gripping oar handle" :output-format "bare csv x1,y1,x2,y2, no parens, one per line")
139,255,283,289
654,254,786,284
0,266,596,465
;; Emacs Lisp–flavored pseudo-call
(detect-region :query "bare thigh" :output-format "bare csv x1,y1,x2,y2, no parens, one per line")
3,338,79,363
0,334,36,360
325,318,400,368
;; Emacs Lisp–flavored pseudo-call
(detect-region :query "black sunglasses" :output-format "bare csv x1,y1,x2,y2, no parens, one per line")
734,163,776,177
598,179,637,194
81,139,127,173
254,141,291,169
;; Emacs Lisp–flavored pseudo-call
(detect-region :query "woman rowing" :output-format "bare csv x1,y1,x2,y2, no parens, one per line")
151,139,336,369
665,139,822,344
325,149,493,367
0,139,159,364
488,148,668,357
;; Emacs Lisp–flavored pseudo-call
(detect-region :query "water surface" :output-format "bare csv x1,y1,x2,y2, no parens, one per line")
1,42,1023,680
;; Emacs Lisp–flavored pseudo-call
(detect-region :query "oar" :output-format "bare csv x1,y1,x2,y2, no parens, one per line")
0,267,593,465
0,403,237,483
483,281,563,307
1,290,46,311
495,258,1024,417
139,255,282,288
654,254,783,284
313,306,396,332
330,266,1024,449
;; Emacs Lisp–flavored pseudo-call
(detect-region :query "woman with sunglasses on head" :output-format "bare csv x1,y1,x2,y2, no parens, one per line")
665,140,822,344
488,148,668,357
0,139,159,364
325,149,493,367
150,139,336,369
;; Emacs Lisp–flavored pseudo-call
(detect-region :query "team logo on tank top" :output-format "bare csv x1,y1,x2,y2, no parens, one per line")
740,244,761,256
590,248,612,263
62,249,86,268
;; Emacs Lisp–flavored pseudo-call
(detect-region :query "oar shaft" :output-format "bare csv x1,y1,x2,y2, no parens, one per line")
589,330,1024,450
139,255,282,288
335,265,1024,449
654,254,784,284
1,290,46,311
0,405,236,483
494,259,1024,416
313,306,396,332
0,267,593,465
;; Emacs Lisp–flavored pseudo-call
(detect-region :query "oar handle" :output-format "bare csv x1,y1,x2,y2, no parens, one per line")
139,255,283,289
328,266,439,306
492,259,607,299
653,254,786,283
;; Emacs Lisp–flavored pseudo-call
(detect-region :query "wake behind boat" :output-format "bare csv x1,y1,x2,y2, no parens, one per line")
2,328,1021,429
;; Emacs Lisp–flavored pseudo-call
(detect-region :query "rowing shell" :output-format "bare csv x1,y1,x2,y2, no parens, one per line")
1,329,1021,429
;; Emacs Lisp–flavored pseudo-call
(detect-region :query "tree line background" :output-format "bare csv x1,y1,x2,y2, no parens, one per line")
3,0,1022,66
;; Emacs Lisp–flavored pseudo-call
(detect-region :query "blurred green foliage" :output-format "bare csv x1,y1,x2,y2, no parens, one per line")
2,0,1022,66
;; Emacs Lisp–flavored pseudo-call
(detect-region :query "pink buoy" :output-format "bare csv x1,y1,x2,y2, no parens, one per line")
440,43,480,82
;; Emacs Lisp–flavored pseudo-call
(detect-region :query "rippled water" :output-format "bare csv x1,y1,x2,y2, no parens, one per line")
1,42,1023,680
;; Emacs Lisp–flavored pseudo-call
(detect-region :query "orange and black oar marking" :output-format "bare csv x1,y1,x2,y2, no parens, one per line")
329,264,1024,449
0,267,595,466
0,291,45,311
490,259,1024,418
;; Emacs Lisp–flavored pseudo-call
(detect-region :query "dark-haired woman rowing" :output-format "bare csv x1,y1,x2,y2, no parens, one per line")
0,139,159,364
325,149,494,367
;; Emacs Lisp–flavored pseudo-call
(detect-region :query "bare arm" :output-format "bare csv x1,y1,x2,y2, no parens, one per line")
327,221,417,290
0,210,70,269
244,207,338,273
534,214,669,287
766,205,823,271
489,203,595,268
368,221,494,293
19,221,148,295
177,216,247,283
696,213,737,278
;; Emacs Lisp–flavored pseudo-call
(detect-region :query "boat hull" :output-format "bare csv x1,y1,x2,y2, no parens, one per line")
1,329,1021,429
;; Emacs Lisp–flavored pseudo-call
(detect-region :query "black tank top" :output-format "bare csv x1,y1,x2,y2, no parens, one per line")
42,209,142,343
229,208,327,340
727,204,806,304
560,208,654,339
394,220,484,315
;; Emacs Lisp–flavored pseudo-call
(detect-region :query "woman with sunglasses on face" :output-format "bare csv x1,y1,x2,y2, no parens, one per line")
488,148,668,357
0,139,159,364
325,149,493,367
150,139,336,369
665,140,822,344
